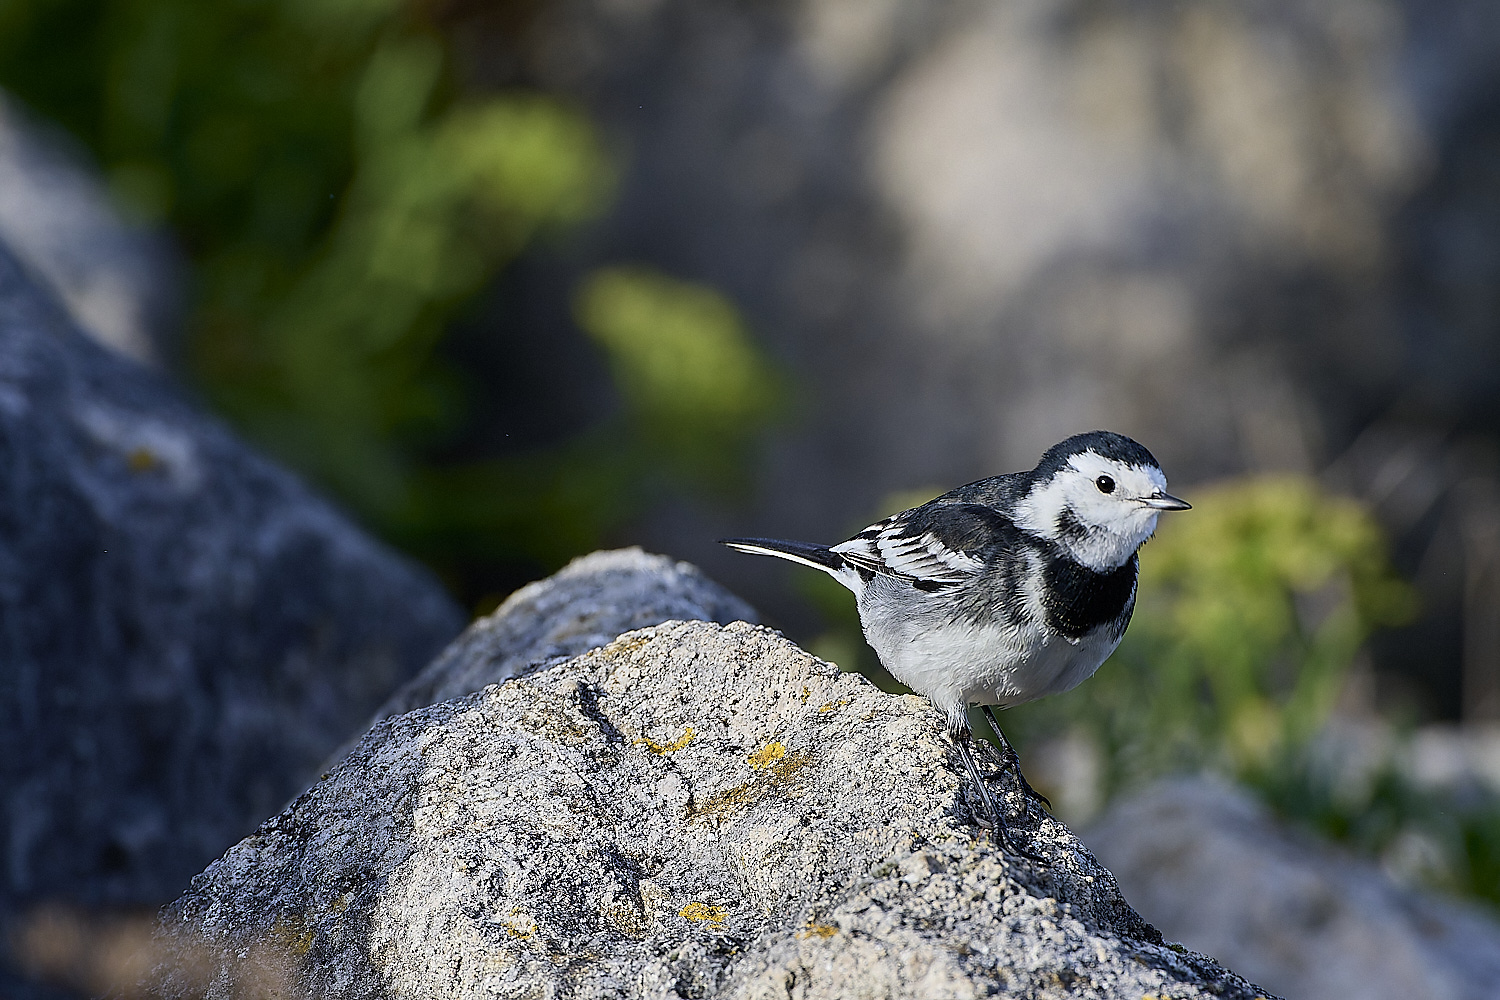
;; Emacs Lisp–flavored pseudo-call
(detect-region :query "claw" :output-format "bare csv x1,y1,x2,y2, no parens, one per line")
1016,771,1052,811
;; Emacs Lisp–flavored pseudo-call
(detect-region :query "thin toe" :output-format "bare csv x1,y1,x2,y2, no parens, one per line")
990,821,1049,865
961,788,997,830
1010,839,1050,865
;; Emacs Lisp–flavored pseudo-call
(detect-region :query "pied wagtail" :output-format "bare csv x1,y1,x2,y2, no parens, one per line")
722,430,1190,857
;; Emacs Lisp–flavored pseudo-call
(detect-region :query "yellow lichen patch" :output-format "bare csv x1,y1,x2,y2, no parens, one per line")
796,923,838,939
269,915,314,956
691,781,760,821
800,685,811,703
764,750,812,783
816,699,850,713
747,741,786,770
638,726,695,755
600,898,648,938
690,746,814,824
602,633,654,657
501,910,537,939
678,902,726,924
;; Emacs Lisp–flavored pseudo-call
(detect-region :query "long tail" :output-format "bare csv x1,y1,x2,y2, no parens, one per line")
719,536,855,587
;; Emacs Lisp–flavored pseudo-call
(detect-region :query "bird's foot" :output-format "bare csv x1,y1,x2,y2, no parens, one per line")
961,783,996,831
964,789,1047,863
1002,830,1049,865
953,730,1047,865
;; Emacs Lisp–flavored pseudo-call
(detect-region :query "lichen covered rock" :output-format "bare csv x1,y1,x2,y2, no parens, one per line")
156,619,1275,999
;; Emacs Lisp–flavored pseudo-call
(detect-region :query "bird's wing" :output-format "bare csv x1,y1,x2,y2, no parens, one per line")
831,502,1007,590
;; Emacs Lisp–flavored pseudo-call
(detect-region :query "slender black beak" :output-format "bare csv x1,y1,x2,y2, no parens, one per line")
1141,491,1191,511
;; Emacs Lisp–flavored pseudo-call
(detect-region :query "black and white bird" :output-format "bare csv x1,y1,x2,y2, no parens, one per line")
721,430,1190,855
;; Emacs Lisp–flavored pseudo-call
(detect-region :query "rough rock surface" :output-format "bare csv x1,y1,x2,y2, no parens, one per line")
157,619,1275,999
1086,778,1500,1000
0,238,464,983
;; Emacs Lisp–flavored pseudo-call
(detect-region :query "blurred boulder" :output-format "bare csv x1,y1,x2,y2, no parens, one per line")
1404,722,1500,794
0,90,179,365
152,618,1274,1000
1086,777,1500,1000
0,241,464,994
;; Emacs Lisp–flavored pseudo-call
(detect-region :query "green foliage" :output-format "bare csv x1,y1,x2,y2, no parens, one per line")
575,266,782,485
403,266,782,576
0,0,780,596
209,78,611,520
0,0,606,509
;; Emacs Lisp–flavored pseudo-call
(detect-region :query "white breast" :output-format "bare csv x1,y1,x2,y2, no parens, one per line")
858,603,1122,725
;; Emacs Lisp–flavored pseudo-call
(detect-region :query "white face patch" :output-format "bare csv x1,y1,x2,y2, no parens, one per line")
1013,452,1171,570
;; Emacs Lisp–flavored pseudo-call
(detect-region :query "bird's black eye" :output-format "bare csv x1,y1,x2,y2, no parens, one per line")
1096,475,1116,494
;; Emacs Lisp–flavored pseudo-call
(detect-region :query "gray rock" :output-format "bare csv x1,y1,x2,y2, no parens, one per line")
320,547,757,771
154,618,1275,999
0,238,464,982
0,90,179,364
1085,777,1500,1000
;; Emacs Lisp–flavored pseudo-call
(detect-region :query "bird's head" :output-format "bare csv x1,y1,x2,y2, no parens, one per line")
1014,431,1190,571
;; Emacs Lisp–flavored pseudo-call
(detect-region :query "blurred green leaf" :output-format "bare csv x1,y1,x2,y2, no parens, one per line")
575,265,782,484
389,266,779,580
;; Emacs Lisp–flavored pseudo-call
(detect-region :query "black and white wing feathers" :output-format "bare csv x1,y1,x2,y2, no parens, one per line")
831,502,1011,592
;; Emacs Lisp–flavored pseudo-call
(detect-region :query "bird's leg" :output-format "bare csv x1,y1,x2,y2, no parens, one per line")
950,726,999,829
980,706,1051,811
950,726,1046,864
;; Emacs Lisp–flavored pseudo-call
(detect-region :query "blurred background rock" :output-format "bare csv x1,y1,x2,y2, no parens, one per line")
2,0,1500,996
0,201,467,999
